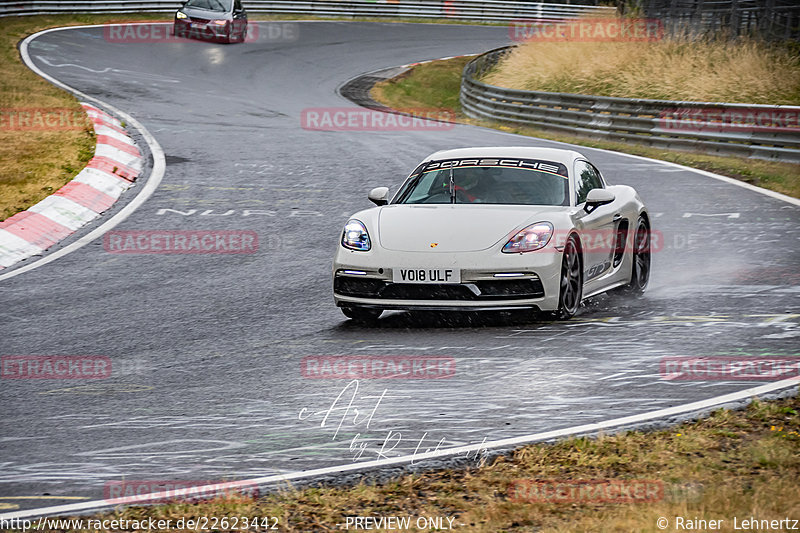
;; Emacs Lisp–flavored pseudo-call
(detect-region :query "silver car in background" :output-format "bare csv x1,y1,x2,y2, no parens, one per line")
174,0,248,43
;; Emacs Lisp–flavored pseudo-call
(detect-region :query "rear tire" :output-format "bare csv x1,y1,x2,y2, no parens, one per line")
554,234,582,319
341,307,382,322
620,216,651,295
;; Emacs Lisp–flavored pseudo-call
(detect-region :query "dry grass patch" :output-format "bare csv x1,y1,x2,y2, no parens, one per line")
482,38,800,104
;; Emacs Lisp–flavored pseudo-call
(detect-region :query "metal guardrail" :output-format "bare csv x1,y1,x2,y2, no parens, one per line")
461,47,800,163
0,1,614,21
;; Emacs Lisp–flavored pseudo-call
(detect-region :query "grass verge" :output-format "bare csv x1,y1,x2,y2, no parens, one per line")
371,57,800,198
16,392,799,532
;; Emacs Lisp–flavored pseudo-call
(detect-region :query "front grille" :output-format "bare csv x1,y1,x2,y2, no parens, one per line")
334,276,386,298
335,275,545,301
380,284,477,300
474,279,545,298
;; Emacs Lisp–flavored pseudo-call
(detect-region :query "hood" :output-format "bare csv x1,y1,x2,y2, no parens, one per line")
377,205,560,252
181,5,230,18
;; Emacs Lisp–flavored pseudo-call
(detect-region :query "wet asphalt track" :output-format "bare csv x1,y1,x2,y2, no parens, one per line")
1,21,799,511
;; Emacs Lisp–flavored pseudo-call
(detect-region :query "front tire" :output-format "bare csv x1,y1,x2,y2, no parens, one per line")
620,216,651,295
554,235,582,319
341,307,382,322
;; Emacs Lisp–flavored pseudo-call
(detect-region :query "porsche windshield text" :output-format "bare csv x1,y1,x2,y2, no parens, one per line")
394,158,569,206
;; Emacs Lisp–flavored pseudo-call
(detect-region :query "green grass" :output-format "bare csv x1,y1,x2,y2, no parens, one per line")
373,56,474,112
372,57,800,199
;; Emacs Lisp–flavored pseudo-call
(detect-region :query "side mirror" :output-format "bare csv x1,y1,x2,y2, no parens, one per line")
368,187,389,206
584,188,615,213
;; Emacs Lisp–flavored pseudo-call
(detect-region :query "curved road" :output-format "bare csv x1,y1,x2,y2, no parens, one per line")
1,21,798,511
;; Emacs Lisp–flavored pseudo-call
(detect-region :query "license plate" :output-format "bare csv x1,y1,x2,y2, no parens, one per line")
393,268,460,284
191,22,207,29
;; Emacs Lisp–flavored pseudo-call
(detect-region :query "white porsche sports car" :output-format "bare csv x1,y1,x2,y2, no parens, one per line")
333,147,651,321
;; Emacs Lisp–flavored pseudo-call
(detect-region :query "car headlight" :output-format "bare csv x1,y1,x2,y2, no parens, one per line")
176,11,188,18
342,219,371,251
502,222,553,253
213,19,228,25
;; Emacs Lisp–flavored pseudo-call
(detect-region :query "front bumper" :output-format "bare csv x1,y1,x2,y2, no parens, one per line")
174,19,230,39
333,247,563,311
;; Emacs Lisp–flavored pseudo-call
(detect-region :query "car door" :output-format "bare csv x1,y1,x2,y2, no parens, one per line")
573,160,618,283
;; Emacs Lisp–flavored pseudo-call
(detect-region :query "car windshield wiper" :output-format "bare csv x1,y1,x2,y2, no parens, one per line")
449,166,456,204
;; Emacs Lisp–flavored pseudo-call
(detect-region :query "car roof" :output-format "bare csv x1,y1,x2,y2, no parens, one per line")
423,147,586,168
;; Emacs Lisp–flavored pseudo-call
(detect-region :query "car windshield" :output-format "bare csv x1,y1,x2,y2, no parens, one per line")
394,158,570,206
184,0,232,12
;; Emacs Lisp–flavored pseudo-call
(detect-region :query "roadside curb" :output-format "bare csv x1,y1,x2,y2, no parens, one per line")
0,103,143,269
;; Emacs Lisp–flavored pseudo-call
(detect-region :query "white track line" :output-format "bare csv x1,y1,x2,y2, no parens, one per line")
561,143,800,207
0,25,166,282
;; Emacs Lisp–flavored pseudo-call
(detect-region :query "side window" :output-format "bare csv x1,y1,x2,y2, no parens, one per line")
574,160,604,204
